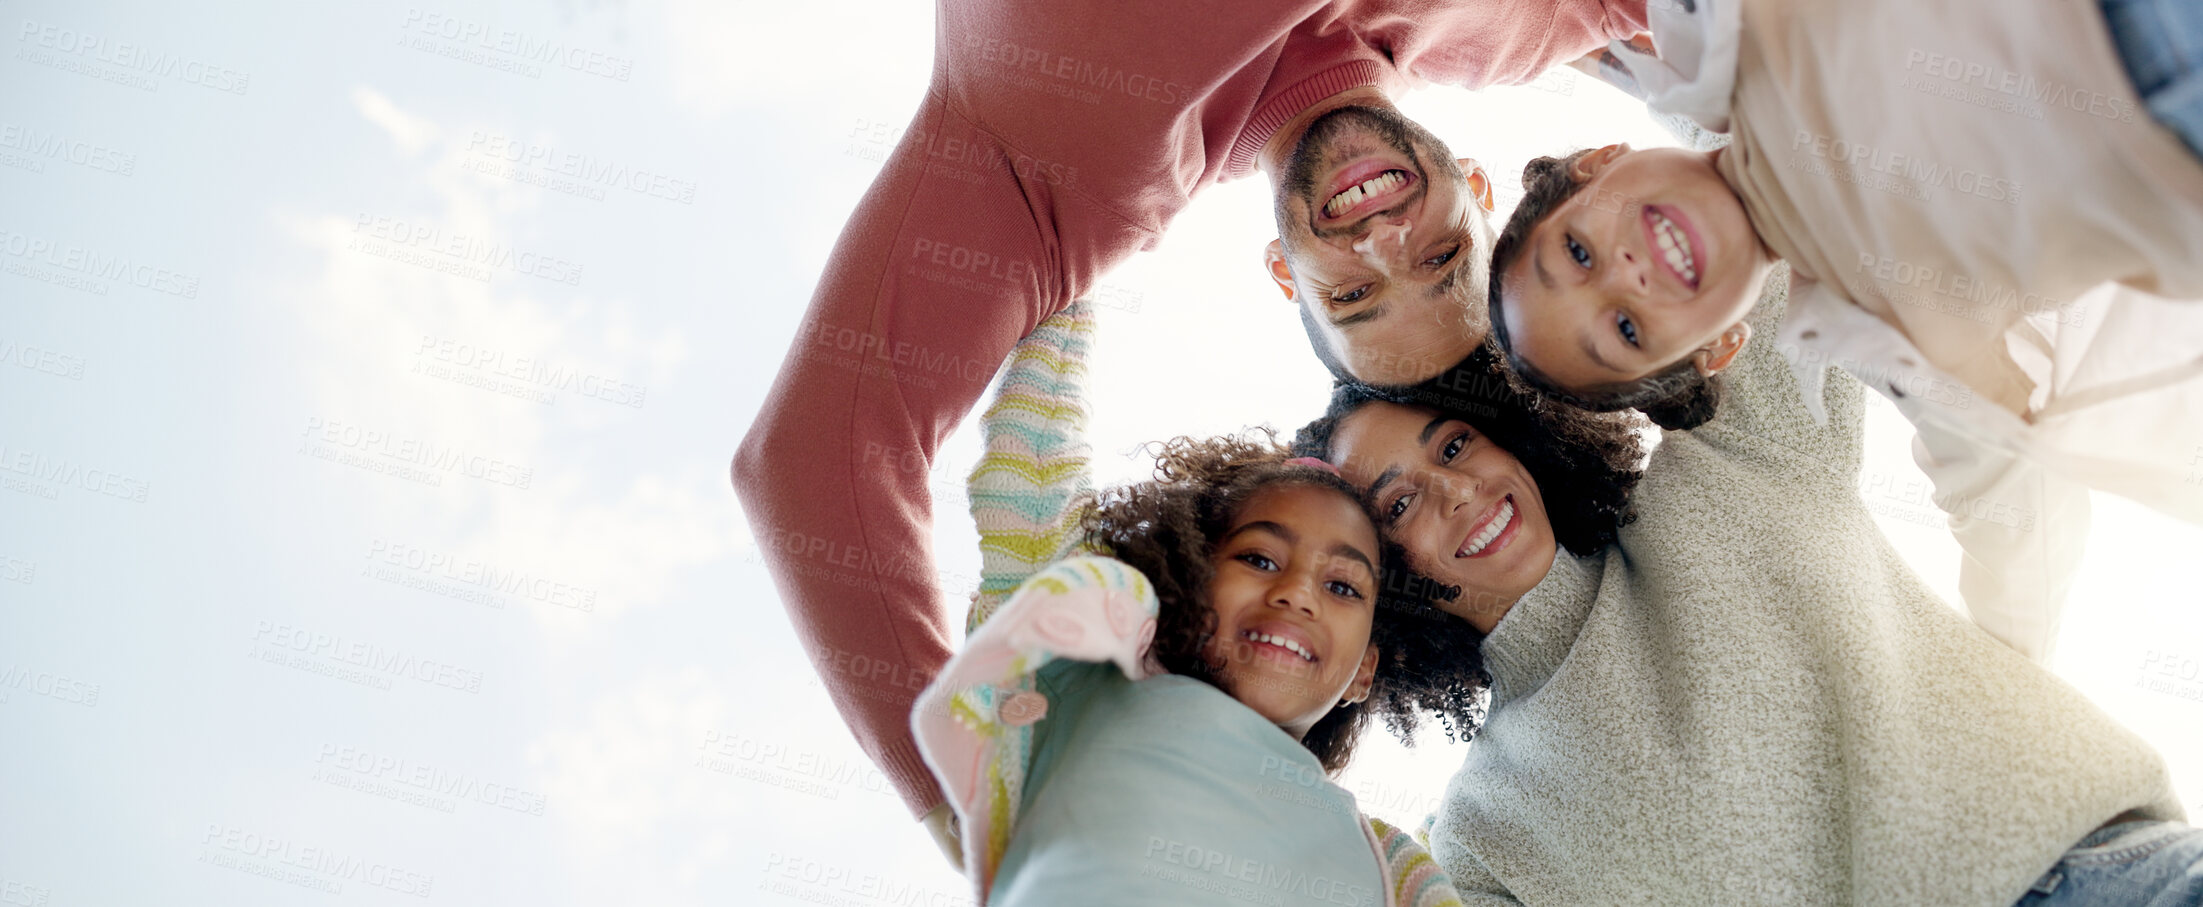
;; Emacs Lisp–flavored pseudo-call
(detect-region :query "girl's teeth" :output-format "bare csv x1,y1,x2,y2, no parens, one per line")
1243,631,1314,662
1463,499,1516,556
1650,211,1697,283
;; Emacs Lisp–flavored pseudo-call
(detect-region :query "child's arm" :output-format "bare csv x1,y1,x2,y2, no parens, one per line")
913,301,1101,882
964,300,1098,632
1909,420,2089,665
1762,284,2088,660
911,555,1160,899
1368,816,1478,907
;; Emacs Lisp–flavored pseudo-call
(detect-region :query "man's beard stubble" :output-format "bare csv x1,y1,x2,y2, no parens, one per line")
1273,105,1465,248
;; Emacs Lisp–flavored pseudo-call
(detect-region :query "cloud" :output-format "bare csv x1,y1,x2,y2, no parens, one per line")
272,90,737,634
524,668,743,901
649,0,932,119
354,86,439,158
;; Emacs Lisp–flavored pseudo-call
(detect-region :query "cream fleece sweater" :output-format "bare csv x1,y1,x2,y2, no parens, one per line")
1429,272,2183,905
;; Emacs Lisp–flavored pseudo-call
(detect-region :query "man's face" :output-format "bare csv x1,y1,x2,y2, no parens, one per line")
1271,106,1495,386
1495,146,1769,392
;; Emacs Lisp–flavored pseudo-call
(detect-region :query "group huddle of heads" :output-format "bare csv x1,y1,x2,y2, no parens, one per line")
1078,347,1646,775
1268,103,1776,432
1068,117,1778,773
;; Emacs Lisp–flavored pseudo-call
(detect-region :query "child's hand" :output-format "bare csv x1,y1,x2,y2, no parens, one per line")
920,802,965,875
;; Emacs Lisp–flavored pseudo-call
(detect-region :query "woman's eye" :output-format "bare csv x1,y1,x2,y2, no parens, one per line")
1326,580,1364,600
1334,285,1370,304
1618,313,1640,347
1565,236,1591,268
1386,493,1413,524
1441,431,1468,462
1236,552,1278,571
1423,246,1459,268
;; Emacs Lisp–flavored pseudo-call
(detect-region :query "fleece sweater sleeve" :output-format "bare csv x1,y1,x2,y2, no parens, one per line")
1433,840,1521,905
1697,267,1868,486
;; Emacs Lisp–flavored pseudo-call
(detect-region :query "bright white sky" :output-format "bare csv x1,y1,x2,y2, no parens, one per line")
1,1,2198,904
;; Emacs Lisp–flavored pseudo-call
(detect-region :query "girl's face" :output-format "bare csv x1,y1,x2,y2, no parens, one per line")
1199,483,1383,739
1495,144,1771,391
1327,401,1555,632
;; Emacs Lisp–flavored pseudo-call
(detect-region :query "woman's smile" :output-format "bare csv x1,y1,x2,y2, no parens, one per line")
1457,494,1520,558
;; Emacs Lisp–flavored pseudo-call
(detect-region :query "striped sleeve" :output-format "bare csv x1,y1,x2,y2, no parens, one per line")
1370,816,1469,907
913,555,1159,901
965,300,1100,631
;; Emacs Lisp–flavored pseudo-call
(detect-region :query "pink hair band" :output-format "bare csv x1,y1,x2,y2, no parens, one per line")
1283,456,1342,477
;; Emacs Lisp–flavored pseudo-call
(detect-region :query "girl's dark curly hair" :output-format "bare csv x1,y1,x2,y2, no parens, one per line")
1079,430,1485,774
1485,150,1724,430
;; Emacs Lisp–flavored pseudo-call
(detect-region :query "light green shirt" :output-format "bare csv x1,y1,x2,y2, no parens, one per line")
992,659,1385,907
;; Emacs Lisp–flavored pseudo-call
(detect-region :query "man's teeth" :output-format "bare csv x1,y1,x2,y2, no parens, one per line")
1324,170,1406,217
1243,631,1315,662
1460,499,1516,557
1650,210,1698,285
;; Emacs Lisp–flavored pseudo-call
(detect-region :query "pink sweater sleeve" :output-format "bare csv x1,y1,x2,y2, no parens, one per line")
732,89,1068,818
1369,0,1649,89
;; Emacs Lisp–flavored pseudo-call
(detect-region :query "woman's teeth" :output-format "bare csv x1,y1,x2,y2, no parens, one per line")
1324,170,1406,217
1458,498,1516,557
1650,209,1698,285
1243,630,1315,662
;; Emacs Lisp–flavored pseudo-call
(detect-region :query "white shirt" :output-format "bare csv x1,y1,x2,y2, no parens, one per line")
1608,0,2203,661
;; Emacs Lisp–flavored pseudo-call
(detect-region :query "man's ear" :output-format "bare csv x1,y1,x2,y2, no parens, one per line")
1263,238,1297,303
1691,320,1753,376
1343,644,1380,705
1569,143,1632,183
1457,158,1495,214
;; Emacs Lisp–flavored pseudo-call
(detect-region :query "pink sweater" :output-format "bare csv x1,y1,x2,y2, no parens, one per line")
733,0,1647,818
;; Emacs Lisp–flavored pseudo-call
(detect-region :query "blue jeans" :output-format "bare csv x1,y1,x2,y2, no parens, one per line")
2013,820,2203,906
2100,0,2203,159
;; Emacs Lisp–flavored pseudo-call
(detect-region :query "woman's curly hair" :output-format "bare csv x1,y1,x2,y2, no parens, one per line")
1079,430,1487,775
1289,350,1647,745
1485,149,1725,430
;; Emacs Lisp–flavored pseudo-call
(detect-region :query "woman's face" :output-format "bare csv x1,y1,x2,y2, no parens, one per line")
1326,402,1555,632
1198,483,1382,739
